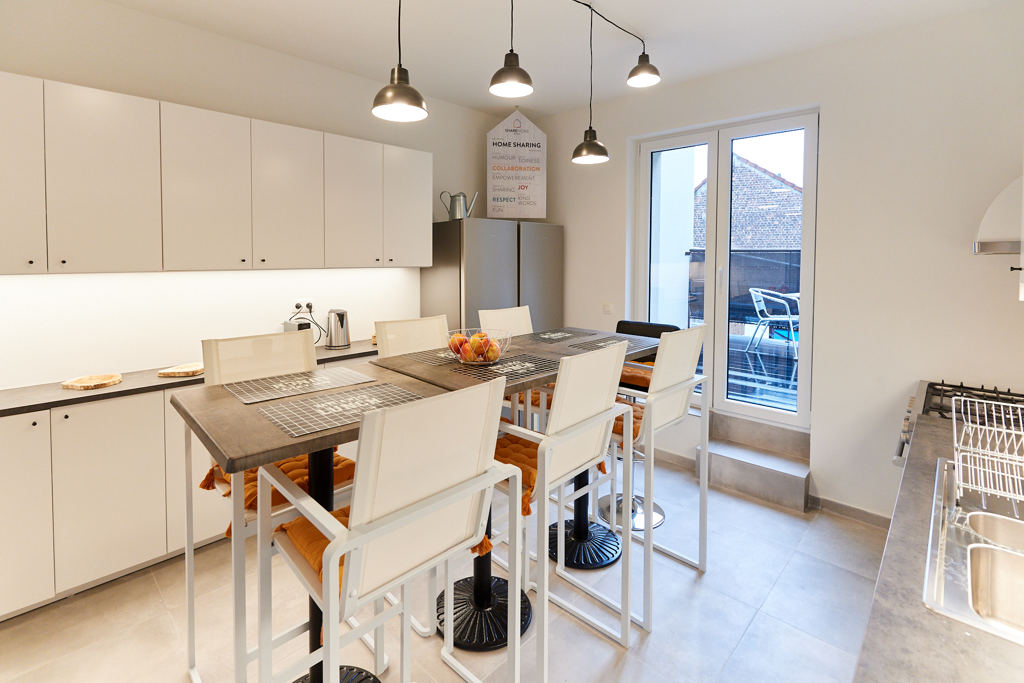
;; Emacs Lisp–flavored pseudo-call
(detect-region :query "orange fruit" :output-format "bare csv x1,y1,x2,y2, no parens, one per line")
469,332,490,355
448,333,468,354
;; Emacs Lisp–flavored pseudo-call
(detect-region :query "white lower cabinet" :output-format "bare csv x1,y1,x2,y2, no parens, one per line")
50,392,166,592
164,390,231,552
0,411,54,616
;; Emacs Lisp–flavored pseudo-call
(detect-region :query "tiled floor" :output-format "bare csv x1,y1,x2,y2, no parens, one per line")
0,462,887,682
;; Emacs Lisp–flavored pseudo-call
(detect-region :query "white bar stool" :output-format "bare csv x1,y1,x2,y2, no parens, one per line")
256,378,523,683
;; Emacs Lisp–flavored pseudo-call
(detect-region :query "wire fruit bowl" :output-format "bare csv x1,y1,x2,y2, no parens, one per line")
952,396,1024,507
447,329,510,366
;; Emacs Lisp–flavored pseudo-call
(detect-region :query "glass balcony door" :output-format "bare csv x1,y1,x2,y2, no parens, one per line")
639,131,717,384
712,114,817,426
639,113,817,428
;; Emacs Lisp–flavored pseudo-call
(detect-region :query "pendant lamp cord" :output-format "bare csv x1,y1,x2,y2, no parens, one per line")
397,0,403,66
569,0,646,53
509,0,515,52
588,7,594,129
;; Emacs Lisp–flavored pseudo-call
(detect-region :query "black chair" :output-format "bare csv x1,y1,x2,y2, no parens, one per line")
600,320,681,531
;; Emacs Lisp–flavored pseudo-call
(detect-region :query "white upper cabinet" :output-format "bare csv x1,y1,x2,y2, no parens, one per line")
251,120,325,269
382,145,433,267
0,72,46,275
44,80,162,273
325,133,384,267
161,102,252,271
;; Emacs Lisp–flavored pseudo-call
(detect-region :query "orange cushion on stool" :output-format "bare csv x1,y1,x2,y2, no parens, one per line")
277,506,351,591
199,450,356,537
613,397,644,440
494,419,607,516
620,362,654,389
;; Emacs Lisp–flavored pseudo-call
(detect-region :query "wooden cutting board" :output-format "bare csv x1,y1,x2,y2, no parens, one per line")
158,362,204,377
62,373,123,390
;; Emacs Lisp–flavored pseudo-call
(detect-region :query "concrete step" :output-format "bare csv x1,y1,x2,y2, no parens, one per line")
706,439,810,511
711,412,809,463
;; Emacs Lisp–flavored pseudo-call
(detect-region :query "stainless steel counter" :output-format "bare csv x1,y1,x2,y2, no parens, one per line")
855,413,1024,680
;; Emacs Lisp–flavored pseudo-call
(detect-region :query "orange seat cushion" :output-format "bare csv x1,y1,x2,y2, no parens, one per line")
494,419,607,516
620,362,654,389
613,397,644,439
277,506,351,591
199,450,356,536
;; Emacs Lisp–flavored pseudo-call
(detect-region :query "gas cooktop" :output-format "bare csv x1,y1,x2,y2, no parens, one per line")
923,381,1024,419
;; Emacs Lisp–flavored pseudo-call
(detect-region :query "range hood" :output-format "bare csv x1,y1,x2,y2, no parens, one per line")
973,176,1022,254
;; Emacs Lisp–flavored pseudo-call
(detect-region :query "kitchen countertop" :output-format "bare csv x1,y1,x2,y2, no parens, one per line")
855,412,1024,680
0,339,377,418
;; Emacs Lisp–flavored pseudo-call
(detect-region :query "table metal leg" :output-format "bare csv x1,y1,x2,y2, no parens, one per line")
548,470,621,569
435,513,532,651
295,448,378,683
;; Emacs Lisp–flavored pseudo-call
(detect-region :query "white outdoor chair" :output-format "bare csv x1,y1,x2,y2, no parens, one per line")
185,330,364,683
492,343,633,682
607,326,710,632
478,305,534,337
256,378,523,683
744,288,799,359
374,314,450,357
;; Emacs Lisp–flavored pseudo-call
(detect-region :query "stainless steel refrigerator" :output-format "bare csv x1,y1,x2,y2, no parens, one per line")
420,218,564,330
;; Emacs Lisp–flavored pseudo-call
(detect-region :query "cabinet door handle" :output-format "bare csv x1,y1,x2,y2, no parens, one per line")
260,258,266,263
28,259,34,265
64,414,69,419
60,259,67,265
31,421,37,427
388,258,394,262
375,258,381,262
241,258,247,263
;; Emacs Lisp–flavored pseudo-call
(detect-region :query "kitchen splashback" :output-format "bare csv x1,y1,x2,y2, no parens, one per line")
0,268,418,389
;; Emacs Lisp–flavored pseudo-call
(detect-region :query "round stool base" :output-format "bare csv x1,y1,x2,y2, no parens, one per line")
435,576,532,652
548,520,622,569
597,494,665,532
292,665,380,683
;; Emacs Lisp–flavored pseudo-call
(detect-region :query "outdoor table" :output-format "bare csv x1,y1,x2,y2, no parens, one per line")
170,361,447,683
371,327,660,651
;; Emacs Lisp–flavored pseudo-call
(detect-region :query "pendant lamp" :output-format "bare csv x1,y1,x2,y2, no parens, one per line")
372,0,428,122
489,0,533,97
571,8,609,165
568,1,660,88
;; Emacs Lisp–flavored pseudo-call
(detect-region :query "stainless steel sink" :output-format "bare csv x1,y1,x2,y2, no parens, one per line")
966,511,1024,550
923,459,1024,645
969,544,1024,633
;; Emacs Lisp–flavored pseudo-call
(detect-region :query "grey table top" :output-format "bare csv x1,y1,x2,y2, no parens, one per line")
0,339,377,418
371,328,659,395
855,413,1024,680
169,360,445,474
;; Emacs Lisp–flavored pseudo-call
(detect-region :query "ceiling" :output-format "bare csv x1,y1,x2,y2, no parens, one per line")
112,0,1001,115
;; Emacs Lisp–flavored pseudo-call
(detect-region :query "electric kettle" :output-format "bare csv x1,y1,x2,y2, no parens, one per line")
439,191,478,220
325,309,351,349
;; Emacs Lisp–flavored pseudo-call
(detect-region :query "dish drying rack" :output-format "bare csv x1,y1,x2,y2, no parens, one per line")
952,396,1024,515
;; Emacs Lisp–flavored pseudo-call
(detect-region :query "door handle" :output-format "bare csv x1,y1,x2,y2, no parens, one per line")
717,266,724,290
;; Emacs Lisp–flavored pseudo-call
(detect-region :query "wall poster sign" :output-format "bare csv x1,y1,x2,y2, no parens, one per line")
486,111,546,219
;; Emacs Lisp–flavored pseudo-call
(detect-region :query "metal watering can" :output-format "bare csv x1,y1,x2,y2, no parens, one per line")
439,191,478,220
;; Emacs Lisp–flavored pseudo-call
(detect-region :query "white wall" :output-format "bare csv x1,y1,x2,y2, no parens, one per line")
0,0,498,389
539,0,1024,516
0,269,419,389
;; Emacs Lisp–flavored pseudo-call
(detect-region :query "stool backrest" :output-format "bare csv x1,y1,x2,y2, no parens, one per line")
201,329,316,385
478,305,533,337
544,342,628,482
345,377,506,597
645,326,705,432
374,314,450,358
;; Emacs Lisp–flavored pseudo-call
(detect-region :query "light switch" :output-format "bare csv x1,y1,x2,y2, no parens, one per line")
602,303,612,314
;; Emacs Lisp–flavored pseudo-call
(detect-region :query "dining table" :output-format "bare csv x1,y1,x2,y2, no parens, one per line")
170,360,448,683
371,326,660,651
